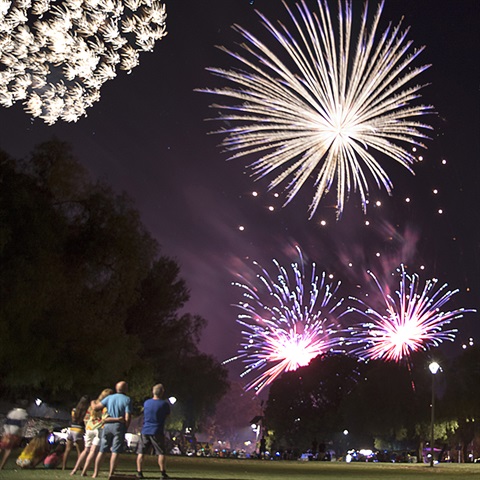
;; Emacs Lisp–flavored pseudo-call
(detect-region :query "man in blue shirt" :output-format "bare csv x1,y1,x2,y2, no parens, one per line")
136,383,171,479
92,380,131,478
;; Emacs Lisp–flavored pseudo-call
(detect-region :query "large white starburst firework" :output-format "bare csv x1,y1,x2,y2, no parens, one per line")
201,0,434,218
226,248,345,393
0,0,167,124
348,265,475,362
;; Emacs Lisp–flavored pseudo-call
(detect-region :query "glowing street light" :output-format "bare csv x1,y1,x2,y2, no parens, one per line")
429,361,440,467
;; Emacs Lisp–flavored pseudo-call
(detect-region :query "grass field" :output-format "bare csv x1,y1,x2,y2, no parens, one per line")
0,455,478,480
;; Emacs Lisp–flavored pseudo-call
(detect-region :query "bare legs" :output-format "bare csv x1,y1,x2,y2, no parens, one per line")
91,451,104,478
81,446,98,476
109,453,119,477
71,447,89,475
92,451,118,478
63,440,83,470
136,453,144,473
158,454,166,473
136,453,166,476
0,449,13,469
63,440,73,470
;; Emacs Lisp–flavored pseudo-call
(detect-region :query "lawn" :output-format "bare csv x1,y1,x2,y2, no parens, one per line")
0,455,478,480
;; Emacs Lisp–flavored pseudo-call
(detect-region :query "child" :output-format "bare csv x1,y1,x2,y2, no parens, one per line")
44,442,66,469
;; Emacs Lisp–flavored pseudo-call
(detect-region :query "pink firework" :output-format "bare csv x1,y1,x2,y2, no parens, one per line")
227,248,345,393
349,265,475,362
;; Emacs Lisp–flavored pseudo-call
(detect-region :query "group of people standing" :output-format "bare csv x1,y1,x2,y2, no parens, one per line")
0,381,171,479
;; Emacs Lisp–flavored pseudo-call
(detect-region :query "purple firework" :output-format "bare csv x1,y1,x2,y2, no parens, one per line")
227,248,346,393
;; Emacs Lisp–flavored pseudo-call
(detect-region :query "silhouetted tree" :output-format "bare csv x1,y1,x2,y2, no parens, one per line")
264,354,363,452
0,140,229,424
441,346,480,461
204,381,262,448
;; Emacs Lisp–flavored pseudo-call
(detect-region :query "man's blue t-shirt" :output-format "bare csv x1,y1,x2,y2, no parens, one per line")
102,393,131,418
142,398,170,435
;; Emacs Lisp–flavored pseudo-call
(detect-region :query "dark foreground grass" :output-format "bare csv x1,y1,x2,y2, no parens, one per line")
0,455,478,480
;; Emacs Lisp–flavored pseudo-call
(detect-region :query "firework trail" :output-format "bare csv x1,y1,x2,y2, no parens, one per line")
0,0,167,124
201,0,433,218
226,248,345,393
347,265,475,362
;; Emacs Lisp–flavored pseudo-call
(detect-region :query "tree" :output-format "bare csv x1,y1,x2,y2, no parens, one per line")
441,346,480,461
0,139,229,420
264,354,363,453
0,141,158,399
263,352,442,456
341,358,429,451
203,381,263,449
125,261,230,427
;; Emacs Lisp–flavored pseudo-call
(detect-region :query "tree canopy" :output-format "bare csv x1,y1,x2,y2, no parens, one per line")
0,139,229,429
263,350,480,460
264,353,363,453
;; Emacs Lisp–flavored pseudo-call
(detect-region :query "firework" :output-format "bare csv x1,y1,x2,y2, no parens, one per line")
348,265,475,362
0,0,167,124
201,0,433,218
227,248,345,393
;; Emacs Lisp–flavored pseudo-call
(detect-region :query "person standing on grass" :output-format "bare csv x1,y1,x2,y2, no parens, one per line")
0,405,28,469
91,381,131,478
70,388,113,476
136,383,171,479
63,394,90,470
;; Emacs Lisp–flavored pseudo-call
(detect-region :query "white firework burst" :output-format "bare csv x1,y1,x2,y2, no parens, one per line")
0,0,167,124
201,0,434,218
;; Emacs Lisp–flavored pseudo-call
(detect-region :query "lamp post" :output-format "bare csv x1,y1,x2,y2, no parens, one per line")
429,361,440,467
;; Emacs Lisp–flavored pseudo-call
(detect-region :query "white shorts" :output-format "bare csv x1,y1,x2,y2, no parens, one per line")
84,429,102,448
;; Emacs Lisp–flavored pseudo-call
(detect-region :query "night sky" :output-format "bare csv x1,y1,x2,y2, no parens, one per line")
0,0,479,383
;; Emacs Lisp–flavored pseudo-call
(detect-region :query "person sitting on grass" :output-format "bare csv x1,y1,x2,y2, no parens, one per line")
16,428,50,469
44,442,66,469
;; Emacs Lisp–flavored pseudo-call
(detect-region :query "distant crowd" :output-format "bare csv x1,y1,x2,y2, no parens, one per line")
0,381,171,479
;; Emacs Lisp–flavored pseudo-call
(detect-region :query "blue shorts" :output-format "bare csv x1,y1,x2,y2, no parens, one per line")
99,423,126,454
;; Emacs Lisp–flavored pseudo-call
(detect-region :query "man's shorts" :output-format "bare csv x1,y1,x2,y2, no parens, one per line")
137,433,166,456
84,429,102,448
99,423,126,454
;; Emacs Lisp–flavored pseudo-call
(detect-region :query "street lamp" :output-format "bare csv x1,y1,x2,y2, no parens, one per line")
429,361,440,467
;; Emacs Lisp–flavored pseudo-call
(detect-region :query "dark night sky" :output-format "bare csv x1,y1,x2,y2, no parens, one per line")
0,0,479,382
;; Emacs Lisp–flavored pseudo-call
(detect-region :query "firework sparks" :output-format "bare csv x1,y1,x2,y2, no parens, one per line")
201,0,433,218
227,248,345,393
0,0,167,124
348,265,475,362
